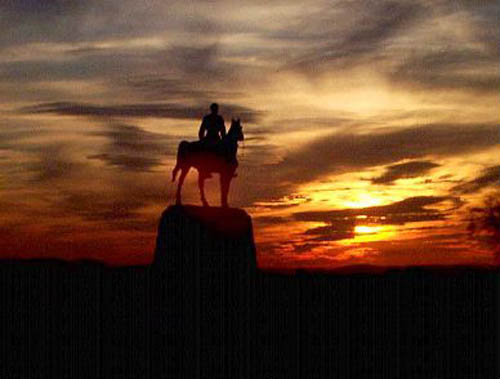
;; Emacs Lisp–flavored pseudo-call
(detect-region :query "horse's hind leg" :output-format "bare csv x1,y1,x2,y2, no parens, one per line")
176,167,189,205
198,172,209,207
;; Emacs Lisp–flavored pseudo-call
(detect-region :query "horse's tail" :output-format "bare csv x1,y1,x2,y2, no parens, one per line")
172,141,189,182
172,164,180,182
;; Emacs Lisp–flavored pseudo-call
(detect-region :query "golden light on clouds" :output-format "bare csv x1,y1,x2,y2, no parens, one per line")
343,194,384,209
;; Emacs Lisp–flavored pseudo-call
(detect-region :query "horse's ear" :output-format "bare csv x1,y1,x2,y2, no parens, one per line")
231,117,235,122
237,118,240,122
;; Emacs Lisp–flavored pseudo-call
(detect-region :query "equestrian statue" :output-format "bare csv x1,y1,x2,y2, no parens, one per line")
172,103,244,207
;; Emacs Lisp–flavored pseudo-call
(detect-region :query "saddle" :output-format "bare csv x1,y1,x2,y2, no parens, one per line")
192,139,235,164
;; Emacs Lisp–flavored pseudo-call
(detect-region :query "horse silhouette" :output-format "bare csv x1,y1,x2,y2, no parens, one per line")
172,118,244,207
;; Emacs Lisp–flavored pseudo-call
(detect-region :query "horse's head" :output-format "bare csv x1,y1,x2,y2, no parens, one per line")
229,118,244,142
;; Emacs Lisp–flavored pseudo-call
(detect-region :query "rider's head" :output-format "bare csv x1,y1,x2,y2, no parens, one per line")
210,103,219,115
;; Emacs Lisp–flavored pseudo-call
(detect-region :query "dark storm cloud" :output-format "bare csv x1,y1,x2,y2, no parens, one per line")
23,102,261,122
275,122,497,186
87,123,172,172
451,165,500,194
371,160,440,184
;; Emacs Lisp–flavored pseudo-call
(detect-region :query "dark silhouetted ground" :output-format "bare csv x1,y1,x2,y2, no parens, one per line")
0,206,497,378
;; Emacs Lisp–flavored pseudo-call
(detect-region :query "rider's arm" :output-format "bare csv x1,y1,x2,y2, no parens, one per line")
198,118,206,140
220,117,226,138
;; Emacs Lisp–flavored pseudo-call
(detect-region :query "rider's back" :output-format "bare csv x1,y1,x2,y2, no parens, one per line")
201,114,225,143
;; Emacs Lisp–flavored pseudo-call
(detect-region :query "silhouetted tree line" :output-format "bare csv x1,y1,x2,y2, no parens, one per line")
468,194,500,263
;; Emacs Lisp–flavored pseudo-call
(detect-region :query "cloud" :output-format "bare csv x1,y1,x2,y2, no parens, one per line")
253,216,287,226
0,52,152,82
303,221,356,242
122,76,243,102
22,101,262,122
0,1,174,49
388,48,500,94
0,0,498,267
464,0,500,55
271,0,499,101
452,165,500,194
0,1,86,15
86,123,172,172
275,122,497,187
87,153,163,173
268,195,462,258
293,196,454,225
0,1,99,48
228,121,497,208
371,160,440,184
163,44,221,77
250,116,356,135
58,191,142,221
0,123,40,151
44,167,167,226
26,144,79,183
280,0,426,72
0,121,83,185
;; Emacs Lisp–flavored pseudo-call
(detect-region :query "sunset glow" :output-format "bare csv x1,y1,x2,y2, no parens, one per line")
0,0,498,270
355,226,380,234
344,195,384,209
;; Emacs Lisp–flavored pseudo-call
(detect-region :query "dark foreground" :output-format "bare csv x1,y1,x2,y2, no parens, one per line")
0,205,497,378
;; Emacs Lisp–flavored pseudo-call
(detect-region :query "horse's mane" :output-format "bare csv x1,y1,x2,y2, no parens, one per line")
226,120,241,139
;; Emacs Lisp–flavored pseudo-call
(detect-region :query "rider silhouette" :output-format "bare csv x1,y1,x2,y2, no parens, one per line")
196,103,233,178
198,103,226,145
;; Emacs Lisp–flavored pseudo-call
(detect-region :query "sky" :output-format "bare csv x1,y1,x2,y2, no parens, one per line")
0,0,498,270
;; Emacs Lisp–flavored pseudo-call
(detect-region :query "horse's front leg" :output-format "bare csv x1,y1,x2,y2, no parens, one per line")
198,172,209,207
220,173,231,208
176,167,189,205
